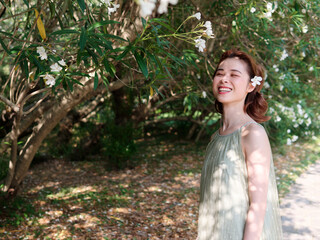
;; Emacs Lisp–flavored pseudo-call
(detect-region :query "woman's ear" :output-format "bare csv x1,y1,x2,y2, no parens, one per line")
247,82,255,93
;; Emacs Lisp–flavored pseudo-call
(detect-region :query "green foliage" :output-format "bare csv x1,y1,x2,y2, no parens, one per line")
101,121,137,169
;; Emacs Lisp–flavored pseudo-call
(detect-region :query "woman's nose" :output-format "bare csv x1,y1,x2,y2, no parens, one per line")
221,75,229,83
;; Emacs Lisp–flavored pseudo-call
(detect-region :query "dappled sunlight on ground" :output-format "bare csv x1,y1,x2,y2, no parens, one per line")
0,141,205,239
1,139,317,238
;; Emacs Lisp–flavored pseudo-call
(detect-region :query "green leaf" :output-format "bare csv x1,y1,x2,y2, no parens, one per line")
49,2,55,17
141,17,147,29
79,27,87,51
94,72,98,90
115,45,133,60
0,30,13,37
101,74,109,86
77,0,86,13
88,20,120,31
103,59,115,77
67,72,89,77
66,77,74,91
50,29,79,35
149,18,175,32
133,50,148,78
85,46,99,65
0,38,10,54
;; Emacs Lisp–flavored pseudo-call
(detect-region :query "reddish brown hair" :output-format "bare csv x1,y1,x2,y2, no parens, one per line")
213,49,270,123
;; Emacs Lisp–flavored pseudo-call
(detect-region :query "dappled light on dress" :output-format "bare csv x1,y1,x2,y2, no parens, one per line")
198,123,283,239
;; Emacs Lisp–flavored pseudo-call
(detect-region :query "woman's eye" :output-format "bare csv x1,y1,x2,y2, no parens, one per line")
216,73,223,76
231,74,239,77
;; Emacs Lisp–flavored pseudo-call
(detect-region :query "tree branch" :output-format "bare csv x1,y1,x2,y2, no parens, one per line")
0,94,19,112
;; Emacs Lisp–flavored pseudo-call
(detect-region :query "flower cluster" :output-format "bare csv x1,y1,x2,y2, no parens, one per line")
137,0,178,17
263,2,277,21
36,46,67,87
98,0,120,15
272,101,314,145
279,49,288,61
191,13,214,53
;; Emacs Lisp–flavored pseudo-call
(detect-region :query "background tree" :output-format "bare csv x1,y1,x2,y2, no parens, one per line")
0,0,319,197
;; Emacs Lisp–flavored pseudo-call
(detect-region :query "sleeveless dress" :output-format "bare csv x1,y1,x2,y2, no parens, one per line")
197,122,283,240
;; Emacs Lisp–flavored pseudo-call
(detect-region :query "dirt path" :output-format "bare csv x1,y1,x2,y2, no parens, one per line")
280,160,320,240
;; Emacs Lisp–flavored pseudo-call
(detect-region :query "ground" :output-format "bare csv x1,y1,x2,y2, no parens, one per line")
0,138,318,239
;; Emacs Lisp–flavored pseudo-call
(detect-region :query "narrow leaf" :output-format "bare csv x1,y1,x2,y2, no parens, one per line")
141,17,147,29
88,20,120,31
50,29,79,35
77,0,86,13
103,59,115,77
133,50,148,78
150,86,154,96
149,18,175,32
79,27,87,51
34,9,47,41
94,72,98,90
0,38,10,54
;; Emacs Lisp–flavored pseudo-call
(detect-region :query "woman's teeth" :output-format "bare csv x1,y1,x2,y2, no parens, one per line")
219,87,231,92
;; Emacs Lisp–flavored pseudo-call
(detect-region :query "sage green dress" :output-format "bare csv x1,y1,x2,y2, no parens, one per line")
197,122,283,240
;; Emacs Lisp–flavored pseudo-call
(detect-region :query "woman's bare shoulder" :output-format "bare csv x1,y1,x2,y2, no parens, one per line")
241,123,270,152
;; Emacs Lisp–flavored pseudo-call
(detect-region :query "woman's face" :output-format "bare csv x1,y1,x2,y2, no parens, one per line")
212,57,254,106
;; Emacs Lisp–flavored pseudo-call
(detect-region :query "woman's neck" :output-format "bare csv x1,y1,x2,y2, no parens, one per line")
221,103,252,132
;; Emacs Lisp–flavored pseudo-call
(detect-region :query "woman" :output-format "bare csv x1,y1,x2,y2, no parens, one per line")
197,50,283,240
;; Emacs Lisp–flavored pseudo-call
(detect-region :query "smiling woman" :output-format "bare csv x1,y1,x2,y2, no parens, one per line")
197,50,283,240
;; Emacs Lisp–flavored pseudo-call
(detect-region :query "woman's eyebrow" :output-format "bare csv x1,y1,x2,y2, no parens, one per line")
231,69,242,74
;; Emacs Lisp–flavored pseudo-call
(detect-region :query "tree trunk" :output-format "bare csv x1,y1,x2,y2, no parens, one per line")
3,77,130,195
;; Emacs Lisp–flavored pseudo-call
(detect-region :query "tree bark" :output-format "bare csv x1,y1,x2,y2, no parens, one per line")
3,76,130,195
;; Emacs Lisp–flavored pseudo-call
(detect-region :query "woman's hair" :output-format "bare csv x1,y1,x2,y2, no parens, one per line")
213,49,271,123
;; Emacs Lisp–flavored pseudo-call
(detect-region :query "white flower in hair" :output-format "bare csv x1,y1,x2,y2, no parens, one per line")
251,76,262,87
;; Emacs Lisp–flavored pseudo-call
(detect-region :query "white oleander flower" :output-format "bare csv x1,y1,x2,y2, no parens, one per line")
192,12,201,20
273,64,279,72
138,0,156,17
41,73,56,87
108,3,120,15
280,49,288,61
264,81,270,89
50,63,63,72
202,91,207,98
302,25,308,33
251,76,262,87
250,7,256,13
309,66,314,71
100,0,112,6
275,115,281,122
292,135,298,142
302,9,306,14
58,59,66,66
194,37,206,52
204,21,214,38
286,138,292,145
157,0,178,14
37,46,48,60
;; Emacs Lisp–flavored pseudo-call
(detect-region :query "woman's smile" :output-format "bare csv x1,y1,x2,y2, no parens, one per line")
218,86,232,94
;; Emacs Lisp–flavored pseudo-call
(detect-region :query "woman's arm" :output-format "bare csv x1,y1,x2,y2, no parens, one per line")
241,124,271,240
